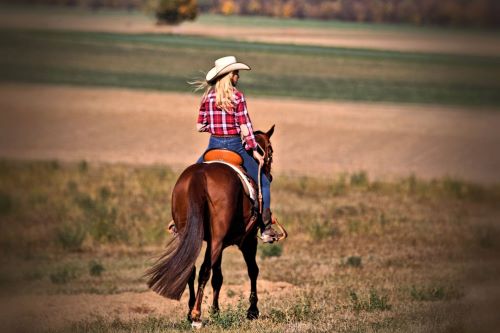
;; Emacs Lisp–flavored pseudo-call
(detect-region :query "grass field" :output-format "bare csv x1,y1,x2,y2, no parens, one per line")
1,5,500,332
1,28,499,106
1,160,499,332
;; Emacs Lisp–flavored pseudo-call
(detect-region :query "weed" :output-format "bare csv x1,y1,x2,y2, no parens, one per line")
50,265,78,284
308,219,340,241
410,285,463,301
74,193,126,243
209,301,246,329
290,299,314,321
269,297,315,323
99,186,111,201
66,180,78,194
23,270,44,281
369,290,392,311
345,256,362,268
56,222,86,251
350,289,391,312
0,192,12,215
348,219,362,233
226,289,236,298
259,243,283,259
333,205,359,217
269,308,287,323
50,160,60,170
89,260,105,277
378,212,390,226
330,174,348,196
350,171,369,187
78,160,88,173
474,224,498,249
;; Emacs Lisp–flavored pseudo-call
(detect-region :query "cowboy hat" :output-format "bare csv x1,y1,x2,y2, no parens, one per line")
206,56,251,83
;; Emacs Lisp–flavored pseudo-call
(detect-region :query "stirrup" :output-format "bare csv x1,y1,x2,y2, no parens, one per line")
257,217,288,243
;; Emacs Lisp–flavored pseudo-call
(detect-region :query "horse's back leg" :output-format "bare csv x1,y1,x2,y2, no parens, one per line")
242,236,259,319
211,253,223,314
191,246,212,324
187,266,196,321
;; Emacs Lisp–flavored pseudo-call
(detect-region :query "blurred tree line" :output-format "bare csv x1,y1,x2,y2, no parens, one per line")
2,0,499,27
203,0,498,27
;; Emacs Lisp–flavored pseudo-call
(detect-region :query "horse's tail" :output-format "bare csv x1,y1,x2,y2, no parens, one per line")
145,169,206,300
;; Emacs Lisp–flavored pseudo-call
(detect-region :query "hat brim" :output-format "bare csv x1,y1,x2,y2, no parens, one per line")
206,63,250,82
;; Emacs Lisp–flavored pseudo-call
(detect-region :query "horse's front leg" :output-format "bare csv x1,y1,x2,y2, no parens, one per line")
242,236,259,319
211,254,223,314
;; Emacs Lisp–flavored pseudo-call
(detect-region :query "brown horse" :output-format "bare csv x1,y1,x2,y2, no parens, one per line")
146,126,279,327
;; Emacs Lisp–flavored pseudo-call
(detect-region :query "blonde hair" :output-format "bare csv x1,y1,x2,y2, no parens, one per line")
189,72,235,113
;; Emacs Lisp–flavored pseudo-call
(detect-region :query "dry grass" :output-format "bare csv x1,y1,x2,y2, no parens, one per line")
2,84,500,183
0,160,499,332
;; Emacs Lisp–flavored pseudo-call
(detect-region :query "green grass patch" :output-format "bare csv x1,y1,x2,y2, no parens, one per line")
259,243,283,259
50,264,79,284
89,260,105,277
350,289,392,312
1,29,500,106
56,222,87,251
409,285,463,302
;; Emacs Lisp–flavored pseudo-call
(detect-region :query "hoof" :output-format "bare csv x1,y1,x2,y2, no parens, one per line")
191,320,203,329
247,309,259,320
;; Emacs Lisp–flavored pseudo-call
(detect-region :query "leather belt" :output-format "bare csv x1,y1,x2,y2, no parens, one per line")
211,134,240,138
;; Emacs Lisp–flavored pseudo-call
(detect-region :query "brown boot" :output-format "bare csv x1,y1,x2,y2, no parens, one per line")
260,208,279,243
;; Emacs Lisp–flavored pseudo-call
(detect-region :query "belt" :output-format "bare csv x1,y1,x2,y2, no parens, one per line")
211,134,240,138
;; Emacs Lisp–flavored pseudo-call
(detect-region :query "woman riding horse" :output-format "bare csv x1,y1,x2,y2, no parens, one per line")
194,56,278,242
146,57,286,326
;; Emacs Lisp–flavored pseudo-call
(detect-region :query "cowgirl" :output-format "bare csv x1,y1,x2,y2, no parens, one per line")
194,56,278,243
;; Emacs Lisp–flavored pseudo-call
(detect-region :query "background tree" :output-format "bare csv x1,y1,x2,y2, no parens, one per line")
145,0,198,25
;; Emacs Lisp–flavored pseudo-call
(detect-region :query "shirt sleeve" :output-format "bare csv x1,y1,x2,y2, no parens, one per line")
235,93,258,150
197,98,208,132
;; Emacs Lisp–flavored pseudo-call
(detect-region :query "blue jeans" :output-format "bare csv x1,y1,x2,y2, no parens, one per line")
196,136,271,209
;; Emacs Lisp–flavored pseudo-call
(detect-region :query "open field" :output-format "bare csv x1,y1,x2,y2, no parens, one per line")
1,4,500,57
1,27,499,107
1,84,500,183
0,160,499,332
1,5,500,332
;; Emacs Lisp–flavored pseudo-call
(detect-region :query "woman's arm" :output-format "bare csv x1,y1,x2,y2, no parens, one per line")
235,93,258,150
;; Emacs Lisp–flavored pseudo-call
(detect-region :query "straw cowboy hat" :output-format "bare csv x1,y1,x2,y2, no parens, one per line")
206,56,251,83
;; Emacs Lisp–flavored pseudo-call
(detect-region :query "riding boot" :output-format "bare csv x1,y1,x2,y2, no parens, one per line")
260,208,279,243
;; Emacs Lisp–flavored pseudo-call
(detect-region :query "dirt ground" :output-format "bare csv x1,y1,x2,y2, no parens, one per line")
1,9,500,57
1,83,500,183
1,279,293,331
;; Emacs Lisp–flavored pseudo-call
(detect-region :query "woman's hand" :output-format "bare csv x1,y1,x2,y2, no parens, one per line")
196,123,208,132
253,150,264,166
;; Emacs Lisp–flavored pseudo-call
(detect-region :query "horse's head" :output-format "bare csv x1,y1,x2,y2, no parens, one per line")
254,125,275,182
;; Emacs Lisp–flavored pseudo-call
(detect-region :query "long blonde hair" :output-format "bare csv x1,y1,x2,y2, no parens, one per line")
190,72,235,113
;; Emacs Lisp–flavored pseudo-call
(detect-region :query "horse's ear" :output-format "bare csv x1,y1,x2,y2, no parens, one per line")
267,124,275,138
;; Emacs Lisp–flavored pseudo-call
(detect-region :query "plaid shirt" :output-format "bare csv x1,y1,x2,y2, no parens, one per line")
197,88,258,150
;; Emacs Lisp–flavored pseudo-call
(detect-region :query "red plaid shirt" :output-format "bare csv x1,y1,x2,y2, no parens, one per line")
197,88,258,150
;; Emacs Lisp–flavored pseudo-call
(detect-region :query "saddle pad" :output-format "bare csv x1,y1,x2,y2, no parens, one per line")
203,161,256,201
